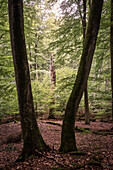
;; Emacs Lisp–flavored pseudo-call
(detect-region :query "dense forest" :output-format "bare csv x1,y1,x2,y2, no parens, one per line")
0,0,113,169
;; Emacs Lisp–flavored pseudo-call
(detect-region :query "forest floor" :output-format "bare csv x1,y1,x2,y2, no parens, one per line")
0,119,113,170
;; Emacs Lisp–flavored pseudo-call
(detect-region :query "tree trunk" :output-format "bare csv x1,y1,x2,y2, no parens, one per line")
28,44,32,70
48,54,56,119
89,0,91,8
77,0,90,124
84,82,90,124
110,0,113,120
82,0,90,124
59,0,103,153
34,33,38,80
82,0,86,40
8,0,49,161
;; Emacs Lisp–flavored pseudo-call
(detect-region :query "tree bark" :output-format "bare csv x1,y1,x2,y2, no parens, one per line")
82,0,86,40
110,0,113,120
48,54,56,119
82,0,90,124
59,0,103,153
34,33,38,80
8,0,49,161
77,0,90,124
84,82,90,124
89,0,91,8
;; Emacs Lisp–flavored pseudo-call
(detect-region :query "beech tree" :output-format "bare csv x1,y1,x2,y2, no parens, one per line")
59,0,103,153
8,0,49,160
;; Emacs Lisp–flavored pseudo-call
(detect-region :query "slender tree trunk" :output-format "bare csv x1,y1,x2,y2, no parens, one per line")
82,0,86,40
110,0,113,120
59,0,103,153
28,44,32,70
48,54,56,119
84,82,90,124
89,0,91,8
77,0,90,124
82,0,90,124
8,0,49,161
36,63,38,80
34,33,38,80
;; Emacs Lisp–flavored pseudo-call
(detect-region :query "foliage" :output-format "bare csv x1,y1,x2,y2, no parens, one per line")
0,0,112,120
0,0,18,116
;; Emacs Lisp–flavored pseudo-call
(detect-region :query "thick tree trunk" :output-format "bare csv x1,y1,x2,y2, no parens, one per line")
110,0,113,120
8,0,49,160
59,0,103,153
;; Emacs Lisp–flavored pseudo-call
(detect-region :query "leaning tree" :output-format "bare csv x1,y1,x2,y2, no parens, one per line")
59,0,103,153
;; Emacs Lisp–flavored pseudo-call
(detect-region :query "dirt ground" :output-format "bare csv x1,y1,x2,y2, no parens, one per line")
0,120,113,169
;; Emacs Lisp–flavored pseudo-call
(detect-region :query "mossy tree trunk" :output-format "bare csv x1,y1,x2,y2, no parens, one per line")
59,0,103,153
8,0,49,161
110,0,113,120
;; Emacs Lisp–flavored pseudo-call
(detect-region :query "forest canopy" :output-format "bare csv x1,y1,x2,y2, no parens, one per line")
0,0,112,122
